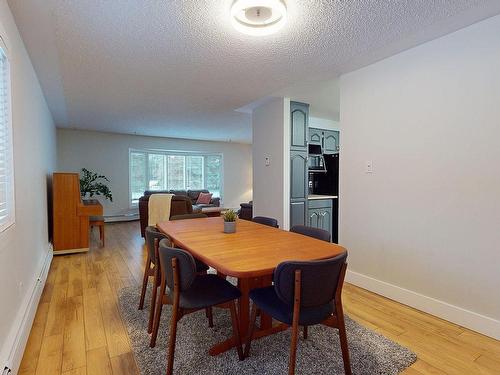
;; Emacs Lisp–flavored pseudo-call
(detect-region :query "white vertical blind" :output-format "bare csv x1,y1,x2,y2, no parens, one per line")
0,44,14,232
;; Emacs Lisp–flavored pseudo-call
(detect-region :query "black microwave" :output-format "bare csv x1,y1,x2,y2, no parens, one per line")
308,144,322,155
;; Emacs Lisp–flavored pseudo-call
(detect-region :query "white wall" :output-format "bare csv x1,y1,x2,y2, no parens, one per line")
57,129,253,216
0,0,56,370
309,116,339,131
340,14,500,339
252,97,290,229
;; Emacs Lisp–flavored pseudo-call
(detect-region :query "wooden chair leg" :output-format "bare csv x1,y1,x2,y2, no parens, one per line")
206,307,214,328
243,303,258,358
99,224,104,246
229,300,244,360
167,259,181,375
147,282,158,334
288,318,300,375
303,326,308,339
166,303,179,375
138,257,151,310
336,305,352,375
150,281,166,348
288,269,302,375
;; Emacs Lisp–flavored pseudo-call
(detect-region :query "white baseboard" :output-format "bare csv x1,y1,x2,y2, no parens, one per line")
346,270,500,341
2,244,53,375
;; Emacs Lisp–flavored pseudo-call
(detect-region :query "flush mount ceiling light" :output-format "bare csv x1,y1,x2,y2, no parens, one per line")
230,0,287,36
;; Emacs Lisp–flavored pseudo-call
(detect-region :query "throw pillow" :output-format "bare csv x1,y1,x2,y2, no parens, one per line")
196,192,213,204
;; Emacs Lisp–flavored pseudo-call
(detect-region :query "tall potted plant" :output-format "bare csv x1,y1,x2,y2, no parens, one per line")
79,168,113,201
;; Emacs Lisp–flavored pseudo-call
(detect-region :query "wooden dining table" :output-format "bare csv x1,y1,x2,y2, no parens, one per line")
157,217,347,355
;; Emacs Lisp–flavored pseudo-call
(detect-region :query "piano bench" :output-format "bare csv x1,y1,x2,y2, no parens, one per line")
90,216,105,247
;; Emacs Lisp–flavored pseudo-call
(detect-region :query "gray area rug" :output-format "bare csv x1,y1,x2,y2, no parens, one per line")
118,285,416,374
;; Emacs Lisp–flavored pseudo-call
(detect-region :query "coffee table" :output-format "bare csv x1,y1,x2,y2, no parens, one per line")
200,206,225,217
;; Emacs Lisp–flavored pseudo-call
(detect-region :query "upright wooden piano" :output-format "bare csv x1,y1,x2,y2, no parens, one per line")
52,172,103,254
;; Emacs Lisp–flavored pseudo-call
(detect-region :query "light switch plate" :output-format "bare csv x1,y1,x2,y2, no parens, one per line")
265,156,270,166
366,160,373,173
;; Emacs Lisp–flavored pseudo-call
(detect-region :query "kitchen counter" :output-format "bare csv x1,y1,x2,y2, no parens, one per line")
308,194,338,200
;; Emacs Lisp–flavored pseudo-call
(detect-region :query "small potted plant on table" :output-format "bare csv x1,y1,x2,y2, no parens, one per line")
223,209,237,233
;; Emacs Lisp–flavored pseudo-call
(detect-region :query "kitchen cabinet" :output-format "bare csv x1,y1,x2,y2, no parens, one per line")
309,128,322,146
309,128,340,154
290,150,308,227
323,130,340,154
290,101,309,151
308,199,333,241
290,101,309,227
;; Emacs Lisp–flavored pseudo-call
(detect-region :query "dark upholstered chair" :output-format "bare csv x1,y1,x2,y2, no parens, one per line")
140,226,210,348
165,215,210,274
244,253,351,375
170,213,208,221
290,225,331,242
252,216,279,228
155,242,243,374
238,201,253,220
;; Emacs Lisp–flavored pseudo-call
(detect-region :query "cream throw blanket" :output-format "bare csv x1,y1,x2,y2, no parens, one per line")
148,193,173,226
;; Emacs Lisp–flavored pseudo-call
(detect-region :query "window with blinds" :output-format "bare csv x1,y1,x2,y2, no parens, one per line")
129,149,223,207
0,43,14,232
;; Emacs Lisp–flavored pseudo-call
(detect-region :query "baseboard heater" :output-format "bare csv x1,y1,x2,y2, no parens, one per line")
103,212,139,223
1,247,53,375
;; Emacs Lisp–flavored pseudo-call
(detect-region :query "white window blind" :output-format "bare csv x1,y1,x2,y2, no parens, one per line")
0,43,14,232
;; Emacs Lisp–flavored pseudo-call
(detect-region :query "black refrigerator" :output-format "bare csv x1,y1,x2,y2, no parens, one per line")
310,153,339,243
313,153,339,196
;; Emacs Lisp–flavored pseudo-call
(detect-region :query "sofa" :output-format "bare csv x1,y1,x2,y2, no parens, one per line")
167,189,220,211
138,190,220,237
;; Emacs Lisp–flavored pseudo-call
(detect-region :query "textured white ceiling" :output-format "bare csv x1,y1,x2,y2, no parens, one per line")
8,0,500,143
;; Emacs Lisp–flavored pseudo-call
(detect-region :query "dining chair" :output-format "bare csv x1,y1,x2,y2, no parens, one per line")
156,241,244,374
138,226,169,335
140,226,212,348
168,213,210,274
244,252,351,375
252,216,279,228
290,225,331,242
289,225,331,338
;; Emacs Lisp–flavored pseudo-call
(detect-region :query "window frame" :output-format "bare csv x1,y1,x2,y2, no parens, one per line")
128,148,224,208
0,34,14,233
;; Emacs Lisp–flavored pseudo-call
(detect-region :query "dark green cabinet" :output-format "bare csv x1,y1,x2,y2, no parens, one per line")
290,151,308,227
309,128,340,154
290,102,309,151
308,199,333,241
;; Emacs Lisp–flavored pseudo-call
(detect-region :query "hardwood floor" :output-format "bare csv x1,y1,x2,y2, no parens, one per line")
19,221,500,375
